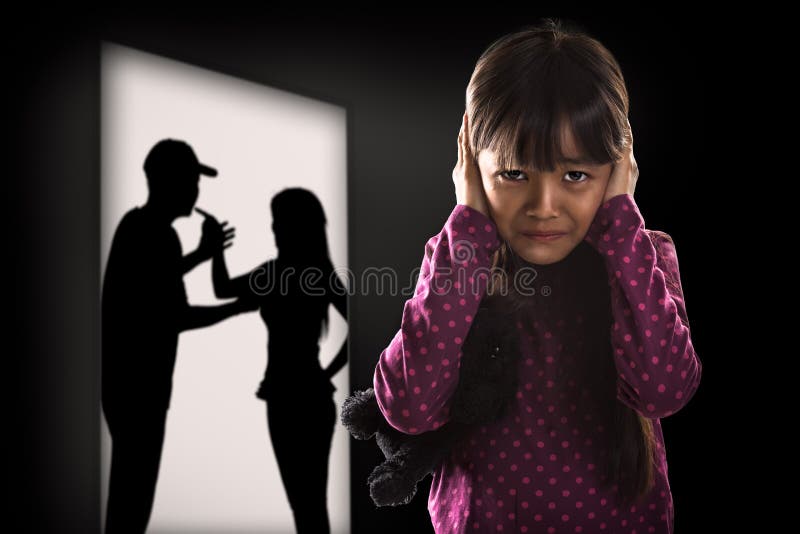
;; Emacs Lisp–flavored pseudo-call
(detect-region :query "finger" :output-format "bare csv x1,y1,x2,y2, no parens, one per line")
194,207,211,218
626,117,634,147
224,242,232,250
218,220,228,227
462,116,471,158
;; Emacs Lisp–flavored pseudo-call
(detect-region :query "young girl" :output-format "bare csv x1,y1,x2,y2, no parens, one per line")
372,19,701,534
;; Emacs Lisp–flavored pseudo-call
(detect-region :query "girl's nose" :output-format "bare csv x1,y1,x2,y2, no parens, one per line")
525,178,560,219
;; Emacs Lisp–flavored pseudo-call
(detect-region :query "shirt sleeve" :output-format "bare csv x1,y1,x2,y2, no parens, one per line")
583,193,702,419
373,204,502,435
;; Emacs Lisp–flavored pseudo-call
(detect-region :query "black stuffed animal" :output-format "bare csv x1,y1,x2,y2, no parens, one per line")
340,300,523,507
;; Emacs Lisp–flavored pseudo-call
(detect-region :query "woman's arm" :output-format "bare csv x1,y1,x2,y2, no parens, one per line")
323,273,349,380
211,249,254,299
211,249,234,298
584,193,702,419
373,204,502,435
180,255,260,331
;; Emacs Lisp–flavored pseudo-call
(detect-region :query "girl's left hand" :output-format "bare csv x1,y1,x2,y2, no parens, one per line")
603,119,639,203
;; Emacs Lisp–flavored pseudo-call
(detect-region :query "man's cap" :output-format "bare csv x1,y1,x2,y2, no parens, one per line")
144,139,218,178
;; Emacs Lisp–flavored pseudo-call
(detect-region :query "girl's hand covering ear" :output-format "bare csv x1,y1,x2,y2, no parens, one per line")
453,110,491,218
604,118,639,203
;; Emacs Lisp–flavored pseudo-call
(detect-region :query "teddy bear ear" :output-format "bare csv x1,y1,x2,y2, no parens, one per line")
340,389,381,440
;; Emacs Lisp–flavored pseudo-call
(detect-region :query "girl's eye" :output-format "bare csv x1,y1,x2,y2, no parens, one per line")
498,170,590,184
498,170,526,182
564,171,589,183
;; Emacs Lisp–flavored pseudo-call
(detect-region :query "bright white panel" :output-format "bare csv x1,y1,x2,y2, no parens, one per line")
101,41,349,534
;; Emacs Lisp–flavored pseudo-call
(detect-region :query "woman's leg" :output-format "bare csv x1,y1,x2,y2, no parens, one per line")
267,392,337,534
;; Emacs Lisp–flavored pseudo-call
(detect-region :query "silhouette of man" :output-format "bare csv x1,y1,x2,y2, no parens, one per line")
102,139,256,534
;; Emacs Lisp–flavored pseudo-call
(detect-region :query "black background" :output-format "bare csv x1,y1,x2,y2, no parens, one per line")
12,9,725,534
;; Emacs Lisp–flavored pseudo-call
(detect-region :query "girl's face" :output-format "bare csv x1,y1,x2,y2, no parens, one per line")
477,126,613,265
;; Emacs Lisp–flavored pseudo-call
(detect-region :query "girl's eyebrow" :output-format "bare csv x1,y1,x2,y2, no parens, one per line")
558,155,599,166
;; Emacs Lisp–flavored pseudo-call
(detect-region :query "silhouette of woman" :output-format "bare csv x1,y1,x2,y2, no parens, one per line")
205,188,348,534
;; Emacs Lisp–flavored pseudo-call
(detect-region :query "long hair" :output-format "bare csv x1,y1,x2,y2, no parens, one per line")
469,18,655,506
270,187,337,340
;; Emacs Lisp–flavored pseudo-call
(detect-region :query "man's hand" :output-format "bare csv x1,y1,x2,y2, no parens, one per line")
195,207,235,260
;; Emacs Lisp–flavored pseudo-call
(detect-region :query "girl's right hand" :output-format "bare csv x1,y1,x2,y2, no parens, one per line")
453,110,490,218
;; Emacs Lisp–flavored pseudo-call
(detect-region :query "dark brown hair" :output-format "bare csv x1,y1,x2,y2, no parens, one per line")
469,18,655,506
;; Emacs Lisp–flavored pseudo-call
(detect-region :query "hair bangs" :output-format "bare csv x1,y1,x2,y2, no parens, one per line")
475,86,624,174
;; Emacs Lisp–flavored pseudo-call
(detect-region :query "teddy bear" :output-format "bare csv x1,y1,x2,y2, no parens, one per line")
340,300,523,507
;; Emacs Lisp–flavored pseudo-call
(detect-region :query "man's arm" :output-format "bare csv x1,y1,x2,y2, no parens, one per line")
179,298,258,332
181,248,208,274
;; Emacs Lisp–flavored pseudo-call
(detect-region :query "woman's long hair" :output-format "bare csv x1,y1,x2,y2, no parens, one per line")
270,187,339,340
469,18,656,506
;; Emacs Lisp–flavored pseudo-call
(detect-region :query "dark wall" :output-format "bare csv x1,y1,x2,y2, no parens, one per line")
12,10,718,533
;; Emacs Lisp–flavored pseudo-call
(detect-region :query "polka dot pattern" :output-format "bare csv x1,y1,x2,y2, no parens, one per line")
373,197,700,533
583,195,702,421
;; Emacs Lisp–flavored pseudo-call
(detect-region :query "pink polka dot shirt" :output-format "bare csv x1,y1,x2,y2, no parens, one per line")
373,193,702,533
